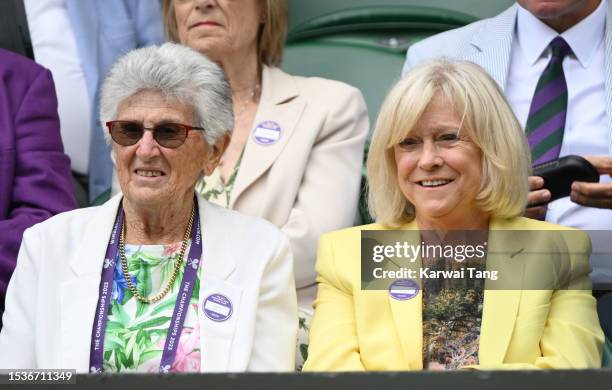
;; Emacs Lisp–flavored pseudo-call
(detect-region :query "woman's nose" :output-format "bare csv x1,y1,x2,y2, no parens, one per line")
194,0,216,9
135,130,161,160
417,141,443,170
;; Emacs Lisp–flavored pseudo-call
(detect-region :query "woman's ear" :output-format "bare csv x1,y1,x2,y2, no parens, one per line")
202,133,231,175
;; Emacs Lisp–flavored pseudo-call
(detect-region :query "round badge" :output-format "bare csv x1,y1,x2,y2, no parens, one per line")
203,294,233,322
388,279,419,301
253,121,281,145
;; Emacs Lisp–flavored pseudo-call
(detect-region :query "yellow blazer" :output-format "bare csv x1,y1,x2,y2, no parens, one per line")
303,217,604,371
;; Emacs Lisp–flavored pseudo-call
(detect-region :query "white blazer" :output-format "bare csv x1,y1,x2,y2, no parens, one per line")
0,194,297,372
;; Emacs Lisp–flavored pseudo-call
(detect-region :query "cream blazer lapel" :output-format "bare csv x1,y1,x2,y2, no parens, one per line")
230,66,306,207
463,4,517,90
197,198,240,372
60,195,123,372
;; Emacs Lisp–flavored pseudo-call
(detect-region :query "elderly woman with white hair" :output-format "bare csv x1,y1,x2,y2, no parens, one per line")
304,59,603,371
0,43,297,373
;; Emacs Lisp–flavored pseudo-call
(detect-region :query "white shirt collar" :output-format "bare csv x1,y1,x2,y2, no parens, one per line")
516,0,607,68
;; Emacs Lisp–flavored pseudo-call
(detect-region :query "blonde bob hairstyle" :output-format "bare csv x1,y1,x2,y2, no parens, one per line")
367,59,531,227
162,0,288,67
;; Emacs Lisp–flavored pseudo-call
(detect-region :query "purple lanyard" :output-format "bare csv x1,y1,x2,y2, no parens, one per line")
89,198,203,374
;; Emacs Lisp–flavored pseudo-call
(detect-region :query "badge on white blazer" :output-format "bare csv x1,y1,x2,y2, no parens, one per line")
388,279,419,301
203,293,233,322
253,121,281,145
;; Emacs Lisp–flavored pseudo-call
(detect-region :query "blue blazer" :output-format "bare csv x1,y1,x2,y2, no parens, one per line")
66,0,164,202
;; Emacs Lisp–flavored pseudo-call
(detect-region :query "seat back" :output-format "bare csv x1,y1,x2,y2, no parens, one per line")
603,337,612,367
288,0,515,32
282,5,477,126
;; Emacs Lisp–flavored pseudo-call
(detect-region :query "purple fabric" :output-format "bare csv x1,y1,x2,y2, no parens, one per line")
527,79,567,115
89,207,123,374
159,203,202,373
527,110,566,147
0,49,77,301
534,146,563,166
526,37,571,164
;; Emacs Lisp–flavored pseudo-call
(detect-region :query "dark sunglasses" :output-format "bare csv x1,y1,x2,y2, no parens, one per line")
106,120,205,149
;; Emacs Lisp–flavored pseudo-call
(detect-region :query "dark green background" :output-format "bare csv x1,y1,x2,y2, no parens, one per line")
288,0,515,30
282,1,516,125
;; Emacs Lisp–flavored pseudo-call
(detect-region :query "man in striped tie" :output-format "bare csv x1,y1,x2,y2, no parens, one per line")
402,0,612,345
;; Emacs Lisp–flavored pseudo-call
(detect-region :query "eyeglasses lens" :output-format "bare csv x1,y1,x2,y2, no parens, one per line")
111,122,142,146
153,124,186,148
110,122,187,148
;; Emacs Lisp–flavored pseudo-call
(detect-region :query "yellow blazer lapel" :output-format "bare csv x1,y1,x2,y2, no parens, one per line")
478,218,524,365
382,224,423,369
230,66,305,206
388,289,423,369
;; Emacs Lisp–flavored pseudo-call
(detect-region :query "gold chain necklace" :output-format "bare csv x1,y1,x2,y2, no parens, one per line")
119,204,195,304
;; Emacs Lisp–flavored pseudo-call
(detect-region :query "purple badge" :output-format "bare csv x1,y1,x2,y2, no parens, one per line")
203,294,233,322
388,279,419,301
253,121,281,145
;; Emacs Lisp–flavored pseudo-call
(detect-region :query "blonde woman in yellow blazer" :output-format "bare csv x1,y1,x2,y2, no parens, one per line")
304,60,603,371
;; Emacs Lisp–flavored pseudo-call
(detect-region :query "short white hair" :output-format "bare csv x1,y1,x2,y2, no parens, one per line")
100,42,233,146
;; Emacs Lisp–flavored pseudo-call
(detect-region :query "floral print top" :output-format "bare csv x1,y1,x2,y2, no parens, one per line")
421,232,487,370
195,150,244,208
103,241,200,373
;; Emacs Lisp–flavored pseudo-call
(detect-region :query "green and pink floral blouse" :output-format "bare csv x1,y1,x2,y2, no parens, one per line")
104,241,200,373
195,151,243,208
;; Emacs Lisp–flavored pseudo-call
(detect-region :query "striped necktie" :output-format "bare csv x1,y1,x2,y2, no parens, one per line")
525,36,572,165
